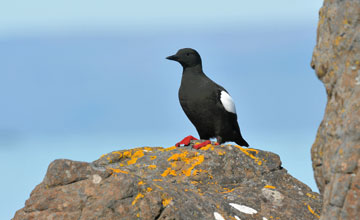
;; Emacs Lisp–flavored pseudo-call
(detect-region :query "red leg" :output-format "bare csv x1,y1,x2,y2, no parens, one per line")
193,140,212,149
175,135,198,147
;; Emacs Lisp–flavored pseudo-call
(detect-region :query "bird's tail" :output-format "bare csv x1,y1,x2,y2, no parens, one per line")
236,137,249,147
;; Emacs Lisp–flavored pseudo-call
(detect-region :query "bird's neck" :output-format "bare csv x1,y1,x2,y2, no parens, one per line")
182,64,204,75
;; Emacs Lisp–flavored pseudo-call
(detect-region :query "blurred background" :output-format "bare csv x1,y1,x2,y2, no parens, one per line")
1,1,324,219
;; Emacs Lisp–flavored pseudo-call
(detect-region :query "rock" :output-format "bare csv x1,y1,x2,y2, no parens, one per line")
311,0,360,219
13,143,321,220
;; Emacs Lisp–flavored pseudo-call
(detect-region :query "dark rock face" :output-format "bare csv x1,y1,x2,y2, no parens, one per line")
311,0,360,219
14,143,321,220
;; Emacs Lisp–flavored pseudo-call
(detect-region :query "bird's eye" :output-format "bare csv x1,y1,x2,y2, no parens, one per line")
186,53,190,56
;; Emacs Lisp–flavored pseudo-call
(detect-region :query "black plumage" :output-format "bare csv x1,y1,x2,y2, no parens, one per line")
166,48,249,147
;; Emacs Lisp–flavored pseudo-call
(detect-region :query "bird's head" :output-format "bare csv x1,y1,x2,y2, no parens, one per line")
166,48,202,68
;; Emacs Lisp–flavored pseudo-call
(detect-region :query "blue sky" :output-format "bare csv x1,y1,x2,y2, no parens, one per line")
1,1,324,219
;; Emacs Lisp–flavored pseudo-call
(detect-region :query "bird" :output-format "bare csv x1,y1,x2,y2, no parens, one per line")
166,48,249,149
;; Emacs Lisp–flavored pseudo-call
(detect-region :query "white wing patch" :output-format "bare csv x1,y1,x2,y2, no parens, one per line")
220,91,236,114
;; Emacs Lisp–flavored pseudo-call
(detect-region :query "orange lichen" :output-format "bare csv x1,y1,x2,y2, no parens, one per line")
153,183,164,190
199,144,214,151
127,150,144,165
159,146,177,152
132,193,144,205
264,185,276,189
306,203,320,219
110,168,128,174
106,156,112,163
143,147,154,152
153,179,163,182
306,193,318,200
112,151,122,157
245,148,259,153
161,167,177,177
162,198,172,206
220,188,234,193
148,165,157,169
150,156,157,160
234,145,262,165
217,150,226,156
146,187,153,192
123,151,132,158
192,169,200,175
138,181,145,185
167,151,189,162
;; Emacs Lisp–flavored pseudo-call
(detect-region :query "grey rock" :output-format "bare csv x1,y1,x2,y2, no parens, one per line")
14,144,321,219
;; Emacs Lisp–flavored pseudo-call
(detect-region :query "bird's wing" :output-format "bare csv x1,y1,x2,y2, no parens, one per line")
219,90,237,114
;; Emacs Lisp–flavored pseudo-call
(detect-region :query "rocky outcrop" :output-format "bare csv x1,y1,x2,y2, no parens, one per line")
14,142,321,220
311,0,360,219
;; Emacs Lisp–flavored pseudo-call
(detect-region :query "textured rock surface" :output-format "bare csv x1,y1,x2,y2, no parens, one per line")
311,0,360,219
14,143,321,220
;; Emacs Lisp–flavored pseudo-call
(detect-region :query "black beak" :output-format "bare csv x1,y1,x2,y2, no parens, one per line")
166,54,178,61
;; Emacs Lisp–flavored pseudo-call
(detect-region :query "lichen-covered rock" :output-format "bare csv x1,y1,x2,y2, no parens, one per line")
311,0,360,219
14,143,321,220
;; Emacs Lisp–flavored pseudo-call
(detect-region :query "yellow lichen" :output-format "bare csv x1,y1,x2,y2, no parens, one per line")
143,147,154,152
127,150,145,165
182,154,205,176
132,193,144,205
106,156,112,163
161,167,177,177
112,151,122,156
162,198,172,206
167,151,189,162
192,169,200,175
220,188,234,193
199,144,214,151
217,150,226,155
159,146,177,152
148,164,157,169
146,187,153,192
234,145,262,165
306,193,318,200
153,183,163,190
158,150,206,177
110,168,128,174
153,179,163,182
264,185,276,189
123,151,132,158
138,181,145,185
306,203,320,219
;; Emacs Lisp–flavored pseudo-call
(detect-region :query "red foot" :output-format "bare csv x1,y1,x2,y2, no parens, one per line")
214,142,219,146
193,140,212,149
175,135,198,147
